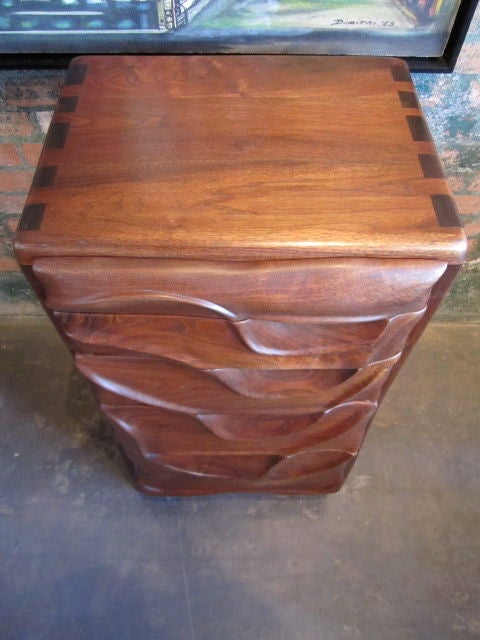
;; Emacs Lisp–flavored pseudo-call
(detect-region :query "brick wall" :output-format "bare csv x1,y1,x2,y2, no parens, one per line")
0,71,65,312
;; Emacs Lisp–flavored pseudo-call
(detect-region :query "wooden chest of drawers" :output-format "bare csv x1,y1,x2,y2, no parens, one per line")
14,55,466,496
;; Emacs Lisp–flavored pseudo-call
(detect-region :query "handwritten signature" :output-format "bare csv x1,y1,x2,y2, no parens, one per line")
331,18,396,28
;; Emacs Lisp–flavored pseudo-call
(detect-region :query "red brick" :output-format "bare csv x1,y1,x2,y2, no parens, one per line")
4,216,19,236
0,112,35,137
0,169,34,192
0,256,19,272
446,175,469,193
464,221,480,238
0,194,26,214
467,238,477,254
456,196,480,216
21,143,43,167
4,78,64,108
0,144,21,166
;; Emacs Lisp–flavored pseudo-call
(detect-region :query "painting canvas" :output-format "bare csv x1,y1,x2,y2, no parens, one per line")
0,0,466,58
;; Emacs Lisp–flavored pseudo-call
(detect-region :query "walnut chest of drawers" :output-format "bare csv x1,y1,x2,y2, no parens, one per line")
14,55,466,496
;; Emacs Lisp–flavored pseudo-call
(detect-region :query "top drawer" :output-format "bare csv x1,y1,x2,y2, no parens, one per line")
33,257,447,320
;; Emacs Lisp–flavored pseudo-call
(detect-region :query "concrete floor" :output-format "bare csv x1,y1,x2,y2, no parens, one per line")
0,316,479,640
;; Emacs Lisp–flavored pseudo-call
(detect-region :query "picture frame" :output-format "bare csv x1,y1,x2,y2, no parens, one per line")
0,0,478,71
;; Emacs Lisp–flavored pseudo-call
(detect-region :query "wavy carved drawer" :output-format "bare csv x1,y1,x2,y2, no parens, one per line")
104,403,367,494
102,401,376,449
14,55,466,495
128,449,357,496
35,256,445,320
76,353,400,412
54,309,423,369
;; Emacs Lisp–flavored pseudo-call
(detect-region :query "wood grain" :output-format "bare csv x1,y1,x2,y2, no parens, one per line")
53,309,423,369
77,353,399,414
14,56,465,265
109,404,359,491
34,257,446,319
103,400,376,450
124,451,355,496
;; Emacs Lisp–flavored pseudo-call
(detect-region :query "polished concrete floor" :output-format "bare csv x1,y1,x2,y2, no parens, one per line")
1,316,479,640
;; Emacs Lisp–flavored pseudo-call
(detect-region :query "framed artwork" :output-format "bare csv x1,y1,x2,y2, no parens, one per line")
0,0,478,70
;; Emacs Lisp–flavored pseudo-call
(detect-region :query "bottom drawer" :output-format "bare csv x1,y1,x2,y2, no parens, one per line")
101,400,376,492
124,451,356,496
127,452,353,483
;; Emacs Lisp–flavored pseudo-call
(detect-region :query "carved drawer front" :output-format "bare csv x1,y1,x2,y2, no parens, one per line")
77,353,399,413
128,449,353,484
54,309,423,369
103,403,366,494
191,402,377,446
120,445,355,496
48,256,430,496
102,401,376,451
34,257,446,320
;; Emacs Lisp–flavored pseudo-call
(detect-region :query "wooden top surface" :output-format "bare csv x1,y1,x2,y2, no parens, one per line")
15,55,466,264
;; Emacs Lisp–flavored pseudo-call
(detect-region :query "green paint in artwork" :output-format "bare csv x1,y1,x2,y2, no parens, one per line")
195,0,375,29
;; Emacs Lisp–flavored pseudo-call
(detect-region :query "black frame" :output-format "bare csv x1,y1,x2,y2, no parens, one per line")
0,0,477,71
